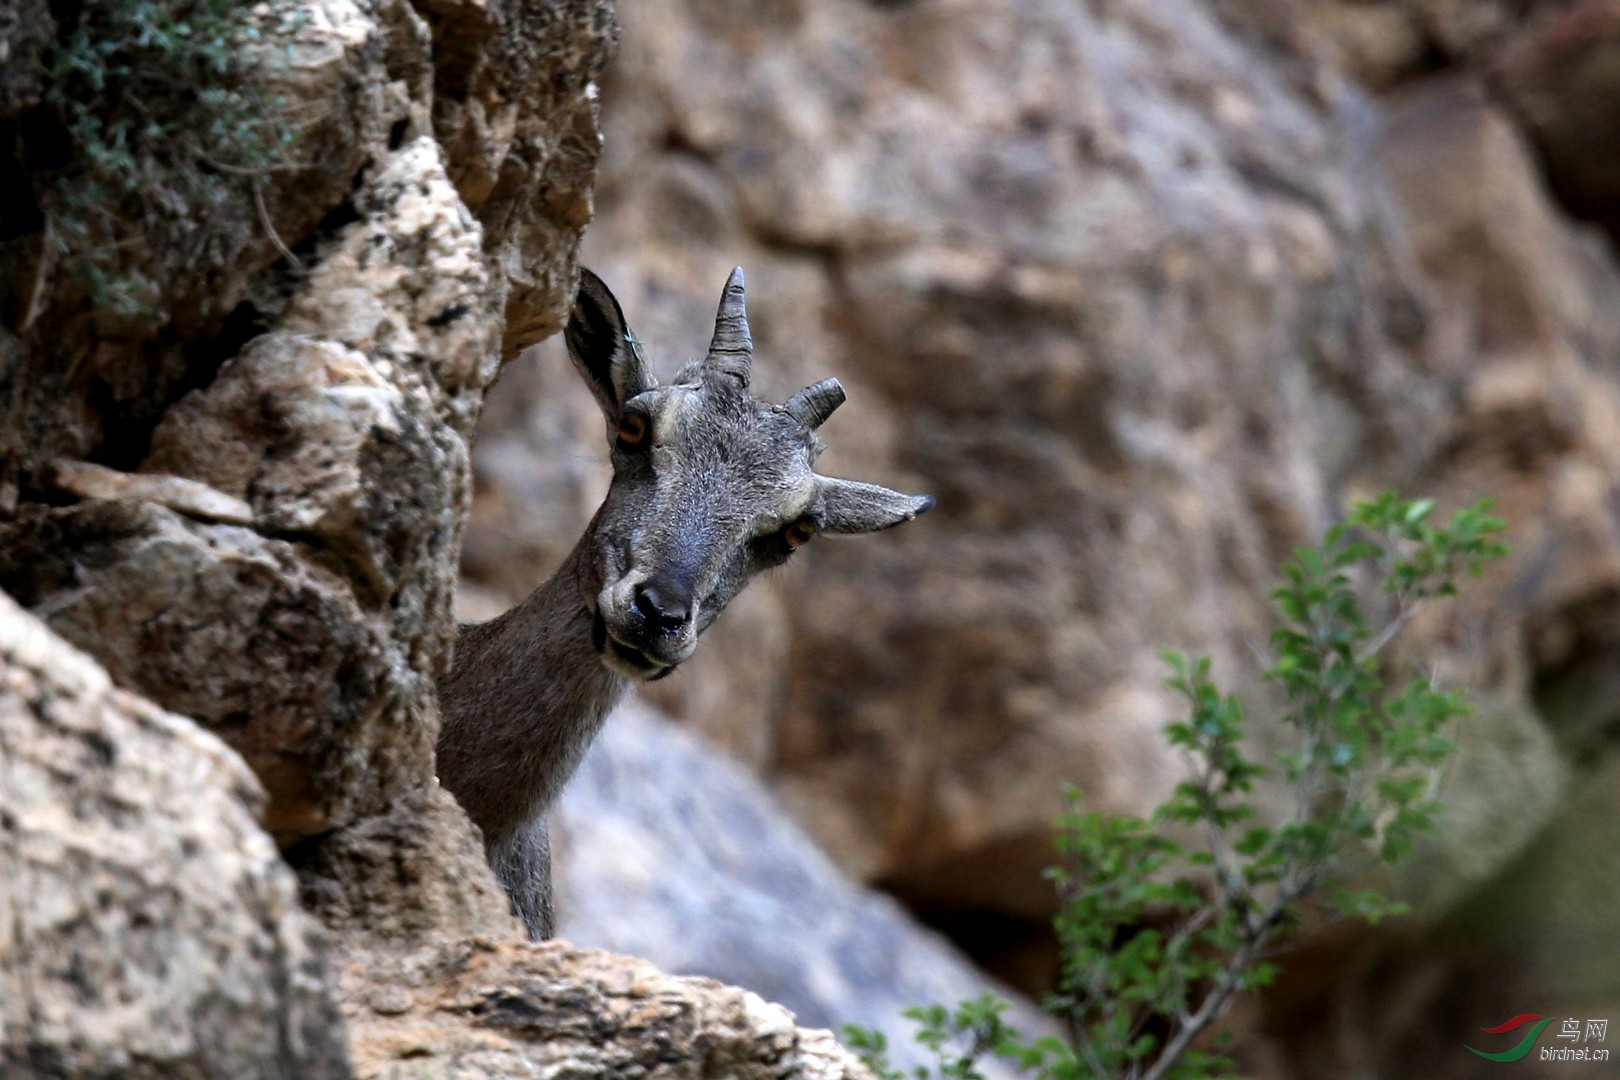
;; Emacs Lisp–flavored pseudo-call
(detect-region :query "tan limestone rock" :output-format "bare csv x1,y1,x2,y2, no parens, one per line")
0,589,348,1078
340,938,877,1080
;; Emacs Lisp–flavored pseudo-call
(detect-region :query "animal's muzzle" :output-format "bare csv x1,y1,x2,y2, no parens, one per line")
592,608,680,681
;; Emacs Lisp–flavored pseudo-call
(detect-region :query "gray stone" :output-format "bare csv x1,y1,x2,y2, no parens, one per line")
0,590,349,1078
553,702,1057,1077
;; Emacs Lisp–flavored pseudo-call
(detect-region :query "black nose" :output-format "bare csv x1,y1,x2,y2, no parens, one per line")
633,578,692,634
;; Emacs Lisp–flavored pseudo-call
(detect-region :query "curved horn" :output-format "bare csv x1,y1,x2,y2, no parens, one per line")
706,266,753,386
782,377,846,430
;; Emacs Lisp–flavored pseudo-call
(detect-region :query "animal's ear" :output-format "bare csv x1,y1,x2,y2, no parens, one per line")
821,478,934,535
564,268,656,422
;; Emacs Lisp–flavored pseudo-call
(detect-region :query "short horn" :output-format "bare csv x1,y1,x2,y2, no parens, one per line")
706,266,753,386
782,377,846,429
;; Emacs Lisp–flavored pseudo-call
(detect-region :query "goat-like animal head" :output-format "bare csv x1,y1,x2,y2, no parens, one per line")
565,266,933,681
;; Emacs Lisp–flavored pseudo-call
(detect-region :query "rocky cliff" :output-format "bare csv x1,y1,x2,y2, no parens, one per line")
0,0,880,1075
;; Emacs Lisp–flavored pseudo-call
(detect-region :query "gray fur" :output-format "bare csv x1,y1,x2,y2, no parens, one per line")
436,267,932,938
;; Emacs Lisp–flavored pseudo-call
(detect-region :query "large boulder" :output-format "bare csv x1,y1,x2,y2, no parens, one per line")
0,131,516,943
0,589,348,1078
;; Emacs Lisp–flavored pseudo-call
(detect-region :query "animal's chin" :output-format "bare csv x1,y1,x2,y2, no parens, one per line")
592,610,680,682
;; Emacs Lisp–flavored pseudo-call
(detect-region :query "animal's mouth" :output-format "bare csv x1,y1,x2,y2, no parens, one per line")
592,610,678,682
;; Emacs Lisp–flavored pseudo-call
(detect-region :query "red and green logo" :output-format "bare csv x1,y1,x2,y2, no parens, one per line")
1468,1015,1555,1062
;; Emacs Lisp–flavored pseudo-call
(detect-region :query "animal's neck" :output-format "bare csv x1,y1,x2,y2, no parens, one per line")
436,533,630,844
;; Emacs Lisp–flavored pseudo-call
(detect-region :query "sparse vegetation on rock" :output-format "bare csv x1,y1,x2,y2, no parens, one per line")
43,0,302,317
844,496,1508,1080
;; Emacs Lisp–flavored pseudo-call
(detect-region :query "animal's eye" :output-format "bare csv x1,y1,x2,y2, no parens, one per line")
616,410,649,450
781,517,817,550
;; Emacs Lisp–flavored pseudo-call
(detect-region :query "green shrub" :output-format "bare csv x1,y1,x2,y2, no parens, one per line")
43,0,302,317
846,494,1509,1080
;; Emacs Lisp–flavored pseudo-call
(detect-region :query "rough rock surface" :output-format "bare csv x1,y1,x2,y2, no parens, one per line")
1,0,432,473
2,1,898,1078
552,702,1055,1078
0,133,515,940
0,0,608,942
413,0,617,357
340,938,876,1080
1490,0,1620,241
1301,0,1620,245
0,589,348,1078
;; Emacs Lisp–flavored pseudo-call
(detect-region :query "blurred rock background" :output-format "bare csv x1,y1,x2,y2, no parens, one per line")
460,1,1620,1076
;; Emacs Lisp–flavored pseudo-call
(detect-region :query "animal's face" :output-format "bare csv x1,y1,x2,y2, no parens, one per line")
585,378,823,678
565,268,932,681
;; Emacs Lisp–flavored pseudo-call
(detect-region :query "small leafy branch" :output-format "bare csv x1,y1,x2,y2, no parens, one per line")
845,495,1508,1080
43,0,305,317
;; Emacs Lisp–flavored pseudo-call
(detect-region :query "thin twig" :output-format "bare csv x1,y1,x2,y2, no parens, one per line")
1153,906,1216,1031
1142,866,1317,1080
1068,1005,1111,1080
251,177,303,270
1141,935,1263,1080
186,142,305,176
1356,601,1419,668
